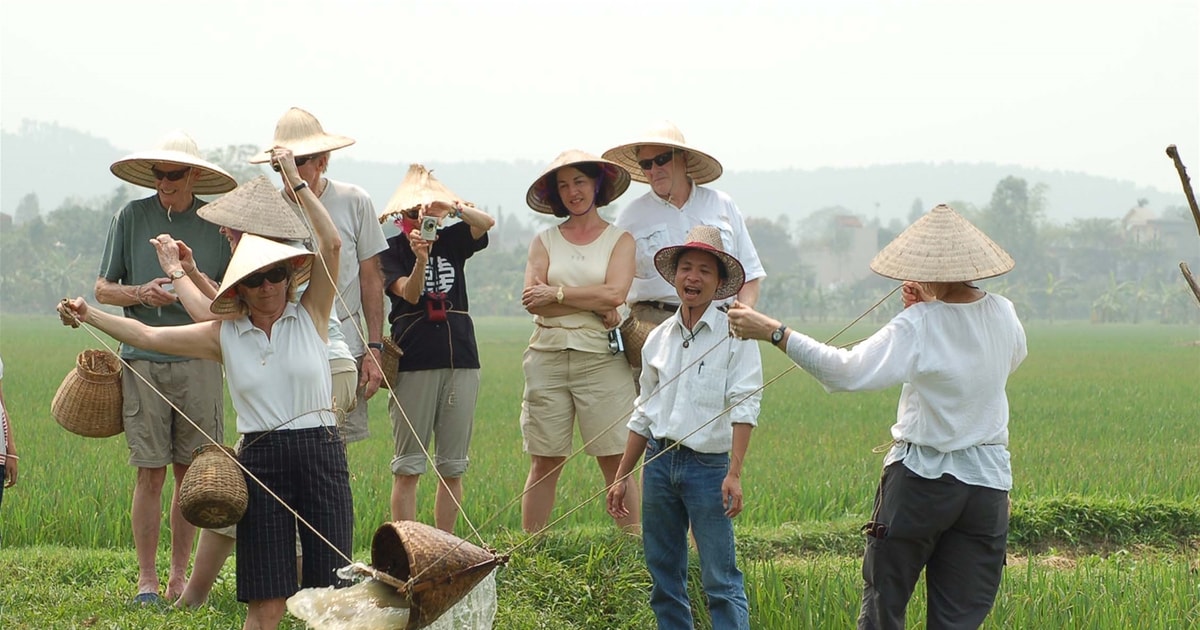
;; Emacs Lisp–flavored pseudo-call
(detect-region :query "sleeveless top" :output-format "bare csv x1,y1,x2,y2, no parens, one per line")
529,223,626,354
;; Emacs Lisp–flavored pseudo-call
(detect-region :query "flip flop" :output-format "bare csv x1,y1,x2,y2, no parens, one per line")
131,592,165,608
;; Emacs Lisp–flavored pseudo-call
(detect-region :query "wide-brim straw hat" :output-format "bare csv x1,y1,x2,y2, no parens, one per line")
654,225,745,301
602,121,723,185
248,107,355,163
380,164,469,223
525,150,631,215
870,204,1015,282
110,131,237,195
197,175,311,240
51,349,123,438
210,234,313,314
368,521,507,630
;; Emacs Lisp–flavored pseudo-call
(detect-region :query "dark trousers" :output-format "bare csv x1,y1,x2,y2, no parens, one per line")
858,463,1008,630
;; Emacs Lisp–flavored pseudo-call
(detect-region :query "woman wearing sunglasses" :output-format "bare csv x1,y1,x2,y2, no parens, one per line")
61,148,349,630
518,150,641,534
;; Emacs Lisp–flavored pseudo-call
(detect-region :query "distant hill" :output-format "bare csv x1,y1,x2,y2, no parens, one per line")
1,121,1186,226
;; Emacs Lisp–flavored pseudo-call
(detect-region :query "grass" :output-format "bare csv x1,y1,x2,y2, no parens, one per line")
0,315,1197,627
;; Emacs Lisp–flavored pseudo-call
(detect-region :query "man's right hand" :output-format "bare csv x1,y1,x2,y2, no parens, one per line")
139,278,179,307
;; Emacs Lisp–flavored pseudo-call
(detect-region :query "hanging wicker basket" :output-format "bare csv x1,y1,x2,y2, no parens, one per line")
351,521,508,629
379,337,404,390
51,349,123,438
179,444,247,529
619,317,656,369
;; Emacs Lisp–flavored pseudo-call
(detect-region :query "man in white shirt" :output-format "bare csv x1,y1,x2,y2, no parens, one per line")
607,225,762,630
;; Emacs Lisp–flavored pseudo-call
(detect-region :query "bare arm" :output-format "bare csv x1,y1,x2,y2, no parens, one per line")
95,276,177,310
59,298,222,362
522,232,634,315
453,202,495,241
606,430,650,519
358,255,385,397
521,236,581,317
1,377,16,488
736,278,761,308
722,423,753,517
150,236,231,322
389,228,430,304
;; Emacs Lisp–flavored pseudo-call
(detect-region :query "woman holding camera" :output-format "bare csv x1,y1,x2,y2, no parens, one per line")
518,150,640,534
379,169,495,534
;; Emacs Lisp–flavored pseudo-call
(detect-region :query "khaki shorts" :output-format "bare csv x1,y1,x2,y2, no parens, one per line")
329,358,358,419
390,369,479,477
122,359,224,468
338,354,371,443
520,348,634,457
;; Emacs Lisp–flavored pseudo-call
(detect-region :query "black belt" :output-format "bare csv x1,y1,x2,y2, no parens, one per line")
657,437,690,452
637,301,679,313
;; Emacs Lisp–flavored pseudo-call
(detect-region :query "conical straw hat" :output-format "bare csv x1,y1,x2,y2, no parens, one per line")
370,521,506,630
110,131,237,195
248,107,355,163
198,175,311,239
653,225,745,301
525,149,631,215
602,121,723,185
210,234,313,314
870,204,1015,282
380,164,468,223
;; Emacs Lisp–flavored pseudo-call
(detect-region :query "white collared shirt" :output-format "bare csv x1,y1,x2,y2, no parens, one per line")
616,183,766,305
629,304,763,453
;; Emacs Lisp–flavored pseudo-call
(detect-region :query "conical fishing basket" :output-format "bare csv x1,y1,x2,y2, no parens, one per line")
379,337,404,391
369,521,508,630
619,317,656,369
179,444,247,529
51,349,123,438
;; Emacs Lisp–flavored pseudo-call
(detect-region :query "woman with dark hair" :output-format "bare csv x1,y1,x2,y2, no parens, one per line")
518,150,640,534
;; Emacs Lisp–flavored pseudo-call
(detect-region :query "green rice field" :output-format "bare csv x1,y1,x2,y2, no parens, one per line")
0,314,1197,628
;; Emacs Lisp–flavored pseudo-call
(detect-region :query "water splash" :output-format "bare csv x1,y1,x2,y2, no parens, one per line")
287,569,497,629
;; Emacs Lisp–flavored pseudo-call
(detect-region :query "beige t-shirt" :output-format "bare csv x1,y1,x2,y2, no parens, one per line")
529,223,626,354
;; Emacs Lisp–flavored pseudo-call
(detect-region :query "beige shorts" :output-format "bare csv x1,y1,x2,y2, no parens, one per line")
121,359,224,468
329,358,358,418
338,355,371,443
520,348,634,457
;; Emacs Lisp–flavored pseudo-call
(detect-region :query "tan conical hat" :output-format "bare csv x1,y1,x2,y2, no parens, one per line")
210,234,313,314
870,204,1015,282
526,149,631,215
380,164,469,223
602,121,723,185
197,175,311,240
110,131,237,195
654,225,745,301
248,107,355,163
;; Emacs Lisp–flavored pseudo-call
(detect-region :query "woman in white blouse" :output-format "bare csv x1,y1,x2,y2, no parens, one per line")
728,204,1027,630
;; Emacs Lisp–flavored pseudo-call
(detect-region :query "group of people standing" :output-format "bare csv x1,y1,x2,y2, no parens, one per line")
55,110,1026,630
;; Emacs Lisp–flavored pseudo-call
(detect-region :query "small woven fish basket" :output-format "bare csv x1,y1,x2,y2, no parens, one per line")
379,337,404,390
179,444,247,529
51,349,123,438
619,317,656,369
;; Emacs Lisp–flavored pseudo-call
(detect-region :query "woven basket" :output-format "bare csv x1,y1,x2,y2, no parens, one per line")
379,337,404,390
179,444,247,529
367,521,507,629
51,349,123,438
619,317,656,369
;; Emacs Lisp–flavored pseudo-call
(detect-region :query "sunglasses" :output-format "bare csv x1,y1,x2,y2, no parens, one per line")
637,150,676,171
240,266,289,288
271,155,314,172
150,166,191,181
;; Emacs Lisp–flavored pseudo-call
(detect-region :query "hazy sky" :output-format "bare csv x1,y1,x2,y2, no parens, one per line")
3,0,1197,192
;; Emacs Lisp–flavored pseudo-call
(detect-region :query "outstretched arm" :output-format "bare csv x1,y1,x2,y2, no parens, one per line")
58,298,222,362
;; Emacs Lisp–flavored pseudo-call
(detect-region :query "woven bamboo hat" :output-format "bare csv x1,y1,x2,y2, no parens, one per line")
380,164,468,223
526,150,631,215
654,225,745,301
110,131,237,195
51,349,123,438
210,234,313,314
602,121,723,185
248,107,355,163
870,204,1015,282
197,175,311,239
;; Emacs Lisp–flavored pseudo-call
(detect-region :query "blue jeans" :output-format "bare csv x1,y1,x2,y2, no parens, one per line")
642,438,749,630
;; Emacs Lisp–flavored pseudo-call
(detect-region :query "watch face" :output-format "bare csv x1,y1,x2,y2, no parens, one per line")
772,327,784,342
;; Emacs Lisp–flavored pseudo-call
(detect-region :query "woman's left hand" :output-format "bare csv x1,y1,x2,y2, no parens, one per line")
595,309,622,329
726,301,780,342
522,277,558,308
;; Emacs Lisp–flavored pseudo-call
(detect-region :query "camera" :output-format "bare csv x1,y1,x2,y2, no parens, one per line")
608,328,624,355
419,216,439,241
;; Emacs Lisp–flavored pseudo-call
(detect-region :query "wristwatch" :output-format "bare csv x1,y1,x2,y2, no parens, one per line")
168,269,186,280
555,286,564,304
770,324,788,345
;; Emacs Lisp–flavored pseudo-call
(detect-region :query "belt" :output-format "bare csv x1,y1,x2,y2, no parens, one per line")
637,300,679,313
657,437,690,452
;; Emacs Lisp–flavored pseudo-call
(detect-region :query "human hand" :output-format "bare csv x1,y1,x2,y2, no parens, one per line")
139,278,179,307
726,301,780,342
422,200,455,219
521,278,558,308
176,240,198,274
595,309,622,329
606,477,629,519
359,353,383,400
150,233,183,274
4,457,16,488
58,297,88,328
270,146,300,182
901,281,933,308
721,474,744,518
405,229,432,262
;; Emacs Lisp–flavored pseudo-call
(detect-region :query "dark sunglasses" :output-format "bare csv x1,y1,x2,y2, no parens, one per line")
637,150,676,171
150,166,191,181
271,155,314,172
240,266,289,288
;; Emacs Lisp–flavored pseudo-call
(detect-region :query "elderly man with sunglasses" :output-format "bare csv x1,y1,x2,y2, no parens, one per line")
603,122,766,378
95,131,237,607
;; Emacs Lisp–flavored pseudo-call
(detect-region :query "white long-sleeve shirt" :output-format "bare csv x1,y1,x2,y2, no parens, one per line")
629,305,763,453
784,293,1027,490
